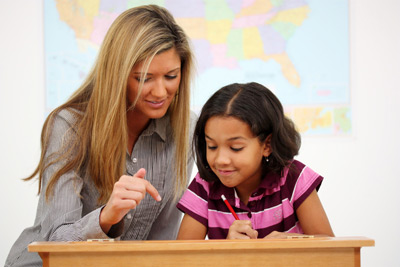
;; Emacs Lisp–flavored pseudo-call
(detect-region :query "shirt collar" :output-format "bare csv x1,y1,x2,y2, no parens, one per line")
258,171,282,190
208,170,284,200
140,114,169,142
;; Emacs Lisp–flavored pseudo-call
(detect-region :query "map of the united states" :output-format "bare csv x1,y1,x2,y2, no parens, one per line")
46,0,350,135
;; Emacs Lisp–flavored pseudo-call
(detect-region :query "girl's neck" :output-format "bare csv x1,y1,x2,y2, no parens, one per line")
235,178,262,206
234,167,264,205
236,190,251,206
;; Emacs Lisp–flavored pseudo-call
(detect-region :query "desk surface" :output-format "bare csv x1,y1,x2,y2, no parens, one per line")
28,237,375,267
29,236,374,252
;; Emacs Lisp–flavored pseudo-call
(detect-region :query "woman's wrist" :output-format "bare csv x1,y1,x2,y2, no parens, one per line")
99,207,113,234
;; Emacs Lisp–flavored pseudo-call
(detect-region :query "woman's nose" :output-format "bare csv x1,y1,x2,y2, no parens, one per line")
151,79,167,98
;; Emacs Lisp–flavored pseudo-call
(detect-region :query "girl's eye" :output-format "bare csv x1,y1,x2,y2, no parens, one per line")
207,146,217,151
231,147,243,152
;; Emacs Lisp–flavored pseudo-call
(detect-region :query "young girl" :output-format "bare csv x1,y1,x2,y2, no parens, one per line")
177,82,334,239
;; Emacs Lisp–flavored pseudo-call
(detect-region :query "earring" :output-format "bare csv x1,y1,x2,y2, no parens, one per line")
264,156,269,162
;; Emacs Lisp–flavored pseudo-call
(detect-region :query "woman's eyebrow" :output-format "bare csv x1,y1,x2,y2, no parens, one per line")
132,67,180,75
166,67,181,74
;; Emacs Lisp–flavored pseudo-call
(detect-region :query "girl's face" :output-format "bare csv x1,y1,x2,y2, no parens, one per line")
204,116,271,194
127,47,181,123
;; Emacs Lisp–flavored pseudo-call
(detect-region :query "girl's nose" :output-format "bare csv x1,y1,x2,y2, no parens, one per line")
215,149,230,165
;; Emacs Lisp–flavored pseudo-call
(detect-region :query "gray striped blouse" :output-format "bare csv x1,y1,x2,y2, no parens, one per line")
5,109,195,267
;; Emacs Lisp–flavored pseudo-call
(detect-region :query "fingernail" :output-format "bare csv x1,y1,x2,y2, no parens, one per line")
156,195,162,201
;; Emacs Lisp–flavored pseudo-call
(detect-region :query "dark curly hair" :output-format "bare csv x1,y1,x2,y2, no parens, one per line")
194,82,301,182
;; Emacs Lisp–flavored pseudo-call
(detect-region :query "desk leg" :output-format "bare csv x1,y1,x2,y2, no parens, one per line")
38,252,49,267
354,248,361,267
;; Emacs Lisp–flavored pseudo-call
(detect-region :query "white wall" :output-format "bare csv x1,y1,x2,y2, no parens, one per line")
1,0,399,266
0,0,44,265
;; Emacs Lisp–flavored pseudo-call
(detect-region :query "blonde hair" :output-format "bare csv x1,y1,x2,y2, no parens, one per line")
26,5,194,204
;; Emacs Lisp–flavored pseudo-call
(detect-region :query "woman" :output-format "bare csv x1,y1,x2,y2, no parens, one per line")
6,5,195,267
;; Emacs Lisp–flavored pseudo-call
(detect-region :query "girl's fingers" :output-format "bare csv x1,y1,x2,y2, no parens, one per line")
228,220,258,239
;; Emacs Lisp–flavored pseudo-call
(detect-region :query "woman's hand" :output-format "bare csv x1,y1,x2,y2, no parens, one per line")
226,220,258,239
99,168,161,233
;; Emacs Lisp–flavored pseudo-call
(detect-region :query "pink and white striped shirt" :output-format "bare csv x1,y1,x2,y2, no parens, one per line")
177,160,323,239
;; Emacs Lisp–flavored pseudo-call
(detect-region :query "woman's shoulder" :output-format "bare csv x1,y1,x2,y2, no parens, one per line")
189,109,198,126
46,108,83,139
57,108,82,123
190,110,198,121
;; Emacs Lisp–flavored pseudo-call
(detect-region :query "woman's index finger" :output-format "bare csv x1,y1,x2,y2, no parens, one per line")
145,181,162,201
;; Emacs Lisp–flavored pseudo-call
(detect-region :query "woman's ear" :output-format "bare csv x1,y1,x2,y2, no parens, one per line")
262,134,272,157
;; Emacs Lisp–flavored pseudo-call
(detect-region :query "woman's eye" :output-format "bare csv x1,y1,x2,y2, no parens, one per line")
136,77,150,82
166,75,177,80
207,146,217,150
231,147,243,152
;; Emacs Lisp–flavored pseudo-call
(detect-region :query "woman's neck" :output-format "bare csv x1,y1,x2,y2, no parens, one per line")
126,110,150,154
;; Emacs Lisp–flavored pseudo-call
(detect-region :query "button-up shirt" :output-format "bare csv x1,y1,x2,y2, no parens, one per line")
6,109,195,267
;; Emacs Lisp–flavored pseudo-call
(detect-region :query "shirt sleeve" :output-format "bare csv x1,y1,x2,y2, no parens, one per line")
290,163,323,210
37,111,112,241
177,173,210,227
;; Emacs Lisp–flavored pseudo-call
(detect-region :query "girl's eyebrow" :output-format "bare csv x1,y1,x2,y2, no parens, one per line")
205,134,213,140
205,134,245,141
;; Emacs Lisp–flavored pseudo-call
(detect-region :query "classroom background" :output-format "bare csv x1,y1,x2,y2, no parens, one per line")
1,0,399,266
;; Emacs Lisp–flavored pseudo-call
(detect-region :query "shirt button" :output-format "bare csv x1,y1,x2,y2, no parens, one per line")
247,212,252,218
132,158,137,163
126,214,132,220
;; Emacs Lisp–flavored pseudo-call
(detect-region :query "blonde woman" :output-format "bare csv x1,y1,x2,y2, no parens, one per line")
6,5,195,267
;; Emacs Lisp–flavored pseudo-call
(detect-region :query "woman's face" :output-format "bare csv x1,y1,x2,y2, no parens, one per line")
127,47,181,122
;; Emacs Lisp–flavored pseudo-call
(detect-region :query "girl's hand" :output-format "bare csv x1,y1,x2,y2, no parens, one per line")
226,220,258,239
99,168,161,234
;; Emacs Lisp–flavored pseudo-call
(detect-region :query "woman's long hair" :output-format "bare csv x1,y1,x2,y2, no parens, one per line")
26,5,194,204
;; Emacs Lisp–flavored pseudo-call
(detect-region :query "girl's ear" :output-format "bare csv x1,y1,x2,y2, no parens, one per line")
262,134,272,157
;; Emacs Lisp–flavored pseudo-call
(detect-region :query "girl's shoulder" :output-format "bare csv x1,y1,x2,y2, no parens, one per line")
284,159,323,194
193,172,214,187
285,160,320,180
186,172,214,197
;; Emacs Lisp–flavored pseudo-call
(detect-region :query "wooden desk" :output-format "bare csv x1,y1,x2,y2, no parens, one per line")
28,236,374,267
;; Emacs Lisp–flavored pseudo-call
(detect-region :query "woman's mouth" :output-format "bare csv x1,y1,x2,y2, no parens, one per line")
146,100,165,108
